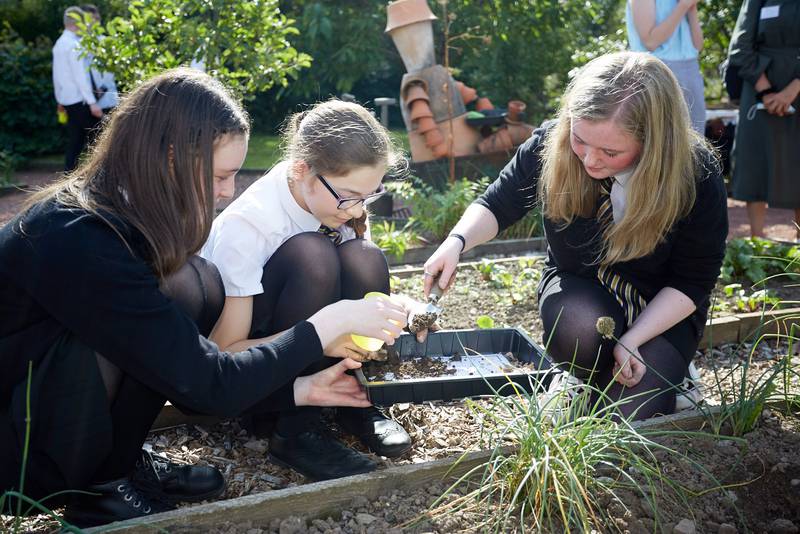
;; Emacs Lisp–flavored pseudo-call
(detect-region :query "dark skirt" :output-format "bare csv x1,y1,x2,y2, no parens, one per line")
731,82,800,209
1,334,112,505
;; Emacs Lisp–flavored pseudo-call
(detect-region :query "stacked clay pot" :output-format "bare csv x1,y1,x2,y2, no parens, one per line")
404,82,451,157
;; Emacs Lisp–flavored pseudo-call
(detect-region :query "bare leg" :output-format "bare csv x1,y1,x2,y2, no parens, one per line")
746,201,767,238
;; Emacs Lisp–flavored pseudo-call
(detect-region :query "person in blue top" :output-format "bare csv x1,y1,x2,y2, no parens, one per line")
627,0,706,133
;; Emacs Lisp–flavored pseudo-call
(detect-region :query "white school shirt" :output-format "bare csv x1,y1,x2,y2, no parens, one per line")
52,30,96,106
200,161,356,297
610,167,634,224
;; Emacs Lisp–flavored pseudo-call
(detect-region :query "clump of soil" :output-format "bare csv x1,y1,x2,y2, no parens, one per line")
408,310,438,333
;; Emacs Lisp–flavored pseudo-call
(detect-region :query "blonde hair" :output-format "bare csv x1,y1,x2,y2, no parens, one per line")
282,99,404,177
541,52,706,264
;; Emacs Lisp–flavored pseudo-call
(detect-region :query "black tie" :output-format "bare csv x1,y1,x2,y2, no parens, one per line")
596,177,646,326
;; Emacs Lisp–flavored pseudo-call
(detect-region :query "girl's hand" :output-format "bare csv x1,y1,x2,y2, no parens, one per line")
324,334,373,361
423,237,462,298
294,358,371,407
612,339,647,388
308,297,407,356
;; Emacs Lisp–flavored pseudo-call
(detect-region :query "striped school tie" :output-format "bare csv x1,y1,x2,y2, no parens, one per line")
596,177,647,326
318,224,343,245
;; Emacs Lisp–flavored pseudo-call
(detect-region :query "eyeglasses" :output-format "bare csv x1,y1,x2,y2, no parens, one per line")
316,174,386,210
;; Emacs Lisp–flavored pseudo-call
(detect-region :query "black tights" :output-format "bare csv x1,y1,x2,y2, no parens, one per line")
93,256,225,481
249,232,389,435
539,272,688,421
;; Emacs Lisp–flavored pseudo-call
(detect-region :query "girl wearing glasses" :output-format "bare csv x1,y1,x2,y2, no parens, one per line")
201,99,417,482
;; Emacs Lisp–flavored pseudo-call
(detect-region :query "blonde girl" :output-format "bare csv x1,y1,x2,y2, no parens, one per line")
424,52,727,420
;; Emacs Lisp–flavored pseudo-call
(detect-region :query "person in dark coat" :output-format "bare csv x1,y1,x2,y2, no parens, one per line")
728,0,800,238
0,68,407,527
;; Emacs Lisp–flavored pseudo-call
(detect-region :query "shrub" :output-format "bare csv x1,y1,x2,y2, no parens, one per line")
0,24,63,162
391,177,542,244
721,237,800,285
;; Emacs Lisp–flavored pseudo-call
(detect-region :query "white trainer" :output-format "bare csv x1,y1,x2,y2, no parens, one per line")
674,361,704,411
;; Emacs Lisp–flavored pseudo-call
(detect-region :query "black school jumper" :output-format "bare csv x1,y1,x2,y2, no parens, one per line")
475,126,728,379
0,200,324,500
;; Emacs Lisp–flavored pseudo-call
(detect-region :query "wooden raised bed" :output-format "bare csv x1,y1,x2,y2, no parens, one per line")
387,237,546,266
91,406,730,533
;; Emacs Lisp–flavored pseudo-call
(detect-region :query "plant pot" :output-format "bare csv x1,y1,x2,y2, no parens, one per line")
403,83,430,105
415,116,437,134
409,99,434,121
423,127,444,148
477,127,514,154
386,0,438,73
456,81,478,105
430,142,450,158
507,100,526,122
475,97,494,111
507,122,535,146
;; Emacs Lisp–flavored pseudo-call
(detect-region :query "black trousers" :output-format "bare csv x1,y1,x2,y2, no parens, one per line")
247,232,390,436
63,103,101,172
1,256,224,510
538,269,694,420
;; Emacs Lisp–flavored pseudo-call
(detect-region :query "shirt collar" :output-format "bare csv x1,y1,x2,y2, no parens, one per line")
276,162,324,231
614,167,635,187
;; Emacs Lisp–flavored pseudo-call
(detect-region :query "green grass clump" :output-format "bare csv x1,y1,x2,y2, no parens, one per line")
423,377,700,533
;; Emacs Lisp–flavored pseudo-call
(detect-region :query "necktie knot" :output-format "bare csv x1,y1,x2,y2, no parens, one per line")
318,224,342,245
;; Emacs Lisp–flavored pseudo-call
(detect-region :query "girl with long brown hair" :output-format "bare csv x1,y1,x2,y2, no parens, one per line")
424,52,728,420
0,69,407,527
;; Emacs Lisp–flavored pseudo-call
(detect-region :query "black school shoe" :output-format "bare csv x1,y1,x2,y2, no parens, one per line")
268,426,377,481
134,449,226,504
336,406,413,458
63,476,174,528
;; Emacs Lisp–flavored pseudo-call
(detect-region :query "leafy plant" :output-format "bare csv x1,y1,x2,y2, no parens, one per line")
391,176,543,244
403,177,490,243
716,283,782,313
78,0,311,99
476,315,495,329
371,219,419,260
474,259,497,281
721,237,800,285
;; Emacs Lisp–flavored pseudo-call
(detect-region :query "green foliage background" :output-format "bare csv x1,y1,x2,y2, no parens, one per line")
0,23,64,162
0,0,744,160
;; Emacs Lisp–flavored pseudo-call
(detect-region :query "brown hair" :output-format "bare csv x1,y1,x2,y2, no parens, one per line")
282,99,405,237
540,52,706,264
26,68,249,278
282,99,404,178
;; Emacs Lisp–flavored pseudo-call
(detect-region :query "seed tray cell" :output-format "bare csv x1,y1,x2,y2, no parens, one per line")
355,327,553,406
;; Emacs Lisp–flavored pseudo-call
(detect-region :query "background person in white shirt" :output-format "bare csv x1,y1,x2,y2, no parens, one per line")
81,4,119,113
52,6,103,171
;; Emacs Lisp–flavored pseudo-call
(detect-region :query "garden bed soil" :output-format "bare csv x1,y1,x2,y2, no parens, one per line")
211,411,800,534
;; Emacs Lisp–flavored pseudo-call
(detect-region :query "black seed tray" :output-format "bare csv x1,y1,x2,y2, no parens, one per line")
355,327,553,406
